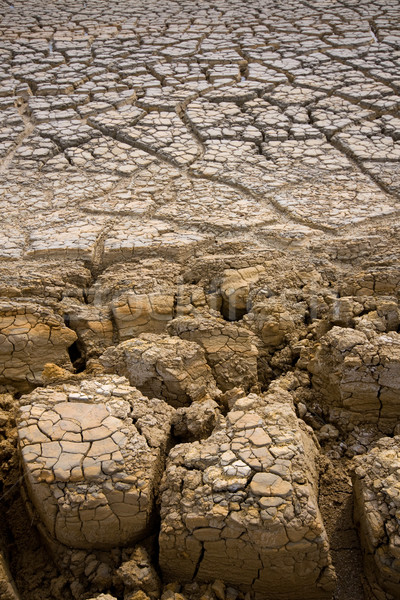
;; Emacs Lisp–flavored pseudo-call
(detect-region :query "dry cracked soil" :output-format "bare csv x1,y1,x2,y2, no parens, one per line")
0,1,400,600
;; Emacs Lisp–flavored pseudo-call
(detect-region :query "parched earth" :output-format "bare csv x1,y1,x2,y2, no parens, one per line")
0,0,400,599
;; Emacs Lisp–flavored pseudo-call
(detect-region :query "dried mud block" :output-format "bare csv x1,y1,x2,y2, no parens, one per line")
352,437,400,600
172,398,220,441
112,293,175,341
158,386,336,599
102,220,209,266
0,302,77,389
114,546,161,599
62,299,114,357
307,327,400,432
339,268,400,299
87,260,182,305
88,260,181,341
17,376,174,550
245,297,307,349
26,217,106,261
0,261,91,303
218,266,265,320
168,315,258,392
100,333,220,408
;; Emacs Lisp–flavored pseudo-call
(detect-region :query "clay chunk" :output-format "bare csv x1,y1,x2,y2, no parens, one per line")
100,333,220,408
17,376,174,550
158,385,336,599
0,302,77,389
352,437,400,600
307,327,400,433
168,314,258,392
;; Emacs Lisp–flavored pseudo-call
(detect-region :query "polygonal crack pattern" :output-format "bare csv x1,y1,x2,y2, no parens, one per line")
1,1,400,600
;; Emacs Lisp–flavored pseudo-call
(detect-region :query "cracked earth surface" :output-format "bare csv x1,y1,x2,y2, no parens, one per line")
0,0,400,599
